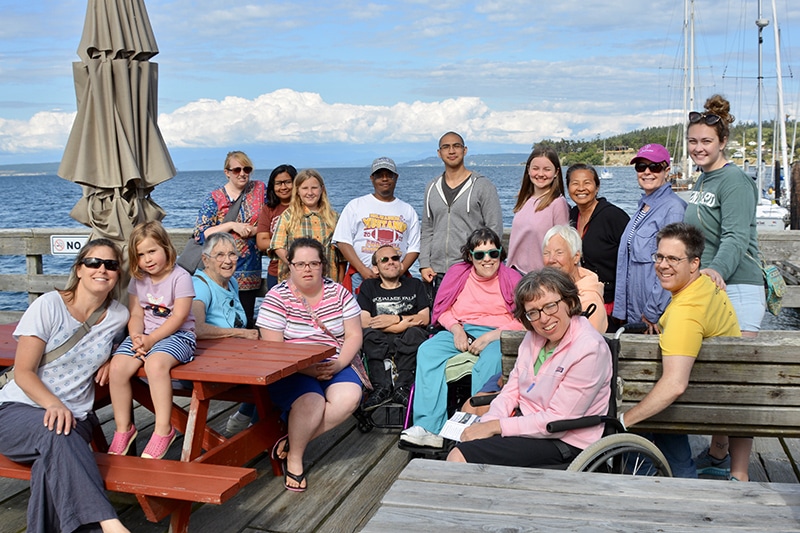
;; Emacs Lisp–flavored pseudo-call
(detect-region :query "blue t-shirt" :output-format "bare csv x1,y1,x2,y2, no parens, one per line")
192,269,247,329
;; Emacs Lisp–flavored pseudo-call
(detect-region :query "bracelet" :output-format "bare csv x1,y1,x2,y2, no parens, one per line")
618,412,627,431
396,315,402,324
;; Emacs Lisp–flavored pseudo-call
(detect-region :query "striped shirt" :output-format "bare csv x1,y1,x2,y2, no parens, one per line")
269,206,339,281
256,278,360,358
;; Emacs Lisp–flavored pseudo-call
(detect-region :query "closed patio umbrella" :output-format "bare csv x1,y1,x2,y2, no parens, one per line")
58,0,175,253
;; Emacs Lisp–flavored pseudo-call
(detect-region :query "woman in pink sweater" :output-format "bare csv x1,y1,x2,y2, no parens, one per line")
447,268,612,467
399,228,524,448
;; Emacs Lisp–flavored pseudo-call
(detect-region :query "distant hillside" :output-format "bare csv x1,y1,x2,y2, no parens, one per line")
404,153,527,167
0,162,60,176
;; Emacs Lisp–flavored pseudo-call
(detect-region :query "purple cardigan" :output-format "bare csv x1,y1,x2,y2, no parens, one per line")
431,261,522,327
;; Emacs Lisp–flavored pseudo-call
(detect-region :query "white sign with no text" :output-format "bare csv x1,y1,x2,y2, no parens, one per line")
51,235,89,255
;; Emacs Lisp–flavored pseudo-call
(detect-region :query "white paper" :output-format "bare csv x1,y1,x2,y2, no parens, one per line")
438,411,481,442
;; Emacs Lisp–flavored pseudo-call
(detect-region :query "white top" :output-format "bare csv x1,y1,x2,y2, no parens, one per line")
1,292,129,419
332,194,421,268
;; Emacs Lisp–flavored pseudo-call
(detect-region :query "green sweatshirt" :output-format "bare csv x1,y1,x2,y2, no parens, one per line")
683,163,762,286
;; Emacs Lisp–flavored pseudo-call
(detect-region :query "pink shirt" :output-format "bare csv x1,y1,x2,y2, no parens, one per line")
438,270,523,332
507,195,569,273
482,315,612,450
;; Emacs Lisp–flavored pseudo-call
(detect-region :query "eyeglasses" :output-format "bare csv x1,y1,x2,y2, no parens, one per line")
290,260,322,270
206,252,238,262
525,299,562,322
652,253,688,266
439,143,464,151
372,171,397,180
274,179,293,187
226,166,253,175
145,304,171,317
470,248,502,260
634,161,666,173
80,257,120,271
377,255,401,264
688,111,721,126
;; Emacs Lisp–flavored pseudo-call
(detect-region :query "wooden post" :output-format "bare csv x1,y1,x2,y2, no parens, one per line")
792,162,800,230
25,254,42,304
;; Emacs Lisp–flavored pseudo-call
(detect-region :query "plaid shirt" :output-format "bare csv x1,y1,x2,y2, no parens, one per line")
269,205,339,281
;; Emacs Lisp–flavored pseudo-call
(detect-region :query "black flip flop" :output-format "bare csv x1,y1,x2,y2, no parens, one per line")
284,469,307,492
270,434,289,462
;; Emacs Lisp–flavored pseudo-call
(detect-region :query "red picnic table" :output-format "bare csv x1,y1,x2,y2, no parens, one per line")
0,322,334,532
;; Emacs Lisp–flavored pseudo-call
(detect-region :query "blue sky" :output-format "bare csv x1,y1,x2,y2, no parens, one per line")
1,0,798,169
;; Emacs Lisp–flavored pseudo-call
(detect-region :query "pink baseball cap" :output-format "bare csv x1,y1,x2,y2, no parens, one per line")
630,144,671,164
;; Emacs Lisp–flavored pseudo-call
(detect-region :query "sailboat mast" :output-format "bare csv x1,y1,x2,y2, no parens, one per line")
681,0,695,179
756,0,768,194
772,0,790,198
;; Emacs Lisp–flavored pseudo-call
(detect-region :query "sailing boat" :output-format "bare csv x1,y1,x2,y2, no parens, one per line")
753,0,790,231
599,140,613,180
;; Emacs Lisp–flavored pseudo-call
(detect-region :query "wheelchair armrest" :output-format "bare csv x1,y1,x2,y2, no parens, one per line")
468,393,499,407
547,415,611,434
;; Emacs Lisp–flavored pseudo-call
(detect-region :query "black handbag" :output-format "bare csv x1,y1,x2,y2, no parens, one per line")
178,192,246,274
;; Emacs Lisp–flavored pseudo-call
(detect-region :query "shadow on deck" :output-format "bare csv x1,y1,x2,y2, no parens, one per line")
0,400,798,533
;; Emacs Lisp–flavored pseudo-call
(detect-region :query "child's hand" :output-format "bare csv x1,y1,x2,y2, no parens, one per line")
131,334,145,352
138,334,154,354
95,361,111,386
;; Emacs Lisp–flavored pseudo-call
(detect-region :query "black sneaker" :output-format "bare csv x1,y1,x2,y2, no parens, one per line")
392,385,411,407
362,385,393,411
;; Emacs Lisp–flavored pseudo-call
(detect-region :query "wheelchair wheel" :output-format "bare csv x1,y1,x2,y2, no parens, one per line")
567,433,672,477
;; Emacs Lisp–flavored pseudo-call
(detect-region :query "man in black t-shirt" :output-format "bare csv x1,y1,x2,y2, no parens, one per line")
357,245,430,410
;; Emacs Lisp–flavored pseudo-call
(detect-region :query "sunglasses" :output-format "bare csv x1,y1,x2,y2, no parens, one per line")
470,248,502,260
80,257,120,271
634,162,666,173
145,304,171,318
688,111,721,126
226,166,253,175
377,255,401,264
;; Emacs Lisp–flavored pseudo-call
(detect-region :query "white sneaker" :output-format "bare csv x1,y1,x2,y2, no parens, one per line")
225,411,251,436
400,425,443,448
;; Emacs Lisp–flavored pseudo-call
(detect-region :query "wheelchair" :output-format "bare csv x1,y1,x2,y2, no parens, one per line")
545,325,673,476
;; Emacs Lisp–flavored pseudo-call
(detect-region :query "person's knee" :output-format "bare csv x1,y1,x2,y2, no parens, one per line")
446,447,466,462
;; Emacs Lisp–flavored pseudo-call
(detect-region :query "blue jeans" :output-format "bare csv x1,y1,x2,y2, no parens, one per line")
351,272,364,294
649,433,697,478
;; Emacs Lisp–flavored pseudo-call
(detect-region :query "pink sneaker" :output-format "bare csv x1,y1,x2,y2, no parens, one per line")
141,426,177,459
108,425,138,455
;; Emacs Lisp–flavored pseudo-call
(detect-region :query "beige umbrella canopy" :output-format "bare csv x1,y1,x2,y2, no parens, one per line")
59,0,175,247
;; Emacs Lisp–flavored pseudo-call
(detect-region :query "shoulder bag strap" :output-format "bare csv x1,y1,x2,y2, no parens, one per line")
222,190,247,225
0,302,108,388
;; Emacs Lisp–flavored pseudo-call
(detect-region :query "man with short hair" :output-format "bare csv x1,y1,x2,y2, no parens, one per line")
618,222,740,478
420,132,503,303
358,245,430,410
333,157,420,292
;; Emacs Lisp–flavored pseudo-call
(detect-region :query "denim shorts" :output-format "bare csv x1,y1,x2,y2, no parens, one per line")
267,365,360,414
726,283,766,332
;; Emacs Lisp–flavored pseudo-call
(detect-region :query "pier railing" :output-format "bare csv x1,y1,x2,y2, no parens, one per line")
3,227,800,323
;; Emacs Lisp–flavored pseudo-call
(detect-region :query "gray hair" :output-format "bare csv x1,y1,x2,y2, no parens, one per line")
542,225,582,257
202,232,237,256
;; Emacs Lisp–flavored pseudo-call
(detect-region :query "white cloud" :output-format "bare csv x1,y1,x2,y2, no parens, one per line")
0,111,75,153
0,87,685,156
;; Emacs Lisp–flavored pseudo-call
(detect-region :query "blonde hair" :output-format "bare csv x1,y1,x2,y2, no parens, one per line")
284,169,338,234
224,150,254,171
128,221,177,279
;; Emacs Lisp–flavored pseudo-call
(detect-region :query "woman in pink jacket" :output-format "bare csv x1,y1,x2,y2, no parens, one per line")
447,268,612,467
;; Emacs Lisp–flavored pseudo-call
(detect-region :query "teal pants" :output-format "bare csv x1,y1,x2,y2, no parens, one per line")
412,324,501,434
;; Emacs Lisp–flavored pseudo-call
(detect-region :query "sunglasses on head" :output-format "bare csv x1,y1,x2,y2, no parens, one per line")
688,111,721,126
470,248,502,260
145,304,171,318
378,255,401,264
80,257,120,271
226,166,253,175
634,161,666,173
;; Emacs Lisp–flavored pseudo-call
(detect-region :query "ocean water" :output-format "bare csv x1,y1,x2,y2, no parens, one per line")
1,166,795,328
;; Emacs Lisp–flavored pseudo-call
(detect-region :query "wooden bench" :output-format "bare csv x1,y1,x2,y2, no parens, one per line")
500,329,800,437
0,451,256,523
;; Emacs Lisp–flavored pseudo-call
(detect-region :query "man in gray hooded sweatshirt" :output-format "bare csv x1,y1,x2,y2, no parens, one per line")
419,132,503,303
